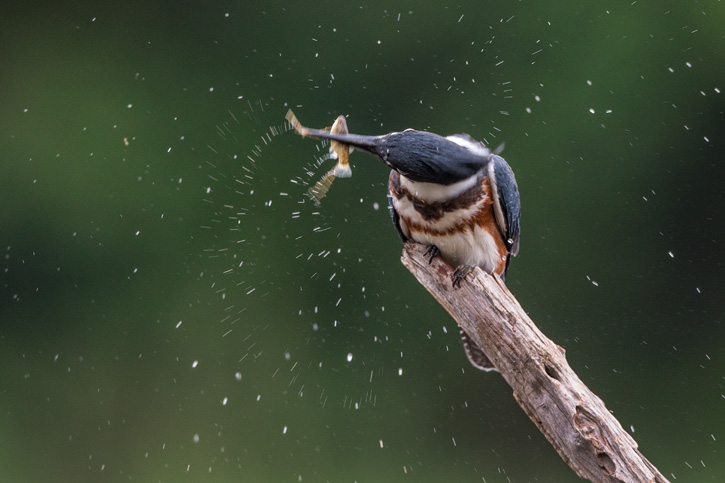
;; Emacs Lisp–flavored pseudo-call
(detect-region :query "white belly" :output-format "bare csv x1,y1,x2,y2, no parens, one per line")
409,223,502,274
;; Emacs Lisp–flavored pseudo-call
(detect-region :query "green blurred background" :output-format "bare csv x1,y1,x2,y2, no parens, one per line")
1,1,723,481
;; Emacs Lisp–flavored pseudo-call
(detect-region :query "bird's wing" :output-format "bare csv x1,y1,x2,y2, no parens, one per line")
387,177,408,243
490,155,521,256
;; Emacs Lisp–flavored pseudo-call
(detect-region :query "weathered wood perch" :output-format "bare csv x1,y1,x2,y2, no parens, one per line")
401,242,668,483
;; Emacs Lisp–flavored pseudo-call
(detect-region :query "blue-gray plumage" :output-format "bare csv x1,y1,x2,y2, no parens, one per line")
490,154,521,271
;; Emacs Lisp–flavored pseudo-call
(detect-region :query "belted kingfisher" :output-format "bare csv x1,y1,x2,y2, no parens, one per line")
288,116,521,371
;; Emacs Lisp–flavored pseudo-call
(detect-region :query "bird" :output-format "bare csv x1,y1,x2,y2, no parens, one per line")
286,112,521,371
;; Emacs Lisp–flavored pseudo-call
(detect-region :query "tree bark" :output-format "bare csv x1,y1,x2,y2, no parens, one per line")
400,242,669,483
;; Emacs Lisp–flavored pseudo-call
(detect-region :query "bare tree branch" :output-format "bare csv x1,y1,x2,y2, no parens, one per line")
401,242,669,483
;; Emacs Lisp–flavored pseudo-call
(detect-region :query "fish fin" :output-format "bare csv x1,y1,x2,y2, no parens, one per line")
333,163,352,178
307,170,336,204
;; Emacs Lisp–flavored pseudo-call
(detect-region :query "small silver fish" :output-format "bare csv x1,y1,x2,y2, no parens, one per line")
286,110,353,204
328,115,352,178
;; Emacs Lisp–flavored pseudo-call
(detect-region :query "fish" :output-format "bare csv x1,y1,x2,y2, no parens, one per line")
286,110,353,204
328,115,352,178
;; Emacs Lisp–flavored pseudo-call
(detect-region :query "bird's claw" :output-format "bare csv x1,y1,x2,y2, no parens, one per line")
452,265,474,288
424,245,441,264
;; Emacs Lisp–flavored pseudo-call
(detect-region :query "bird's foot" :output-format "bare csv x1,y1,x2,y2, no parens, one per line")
423,245,441,264
452,265,475,288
